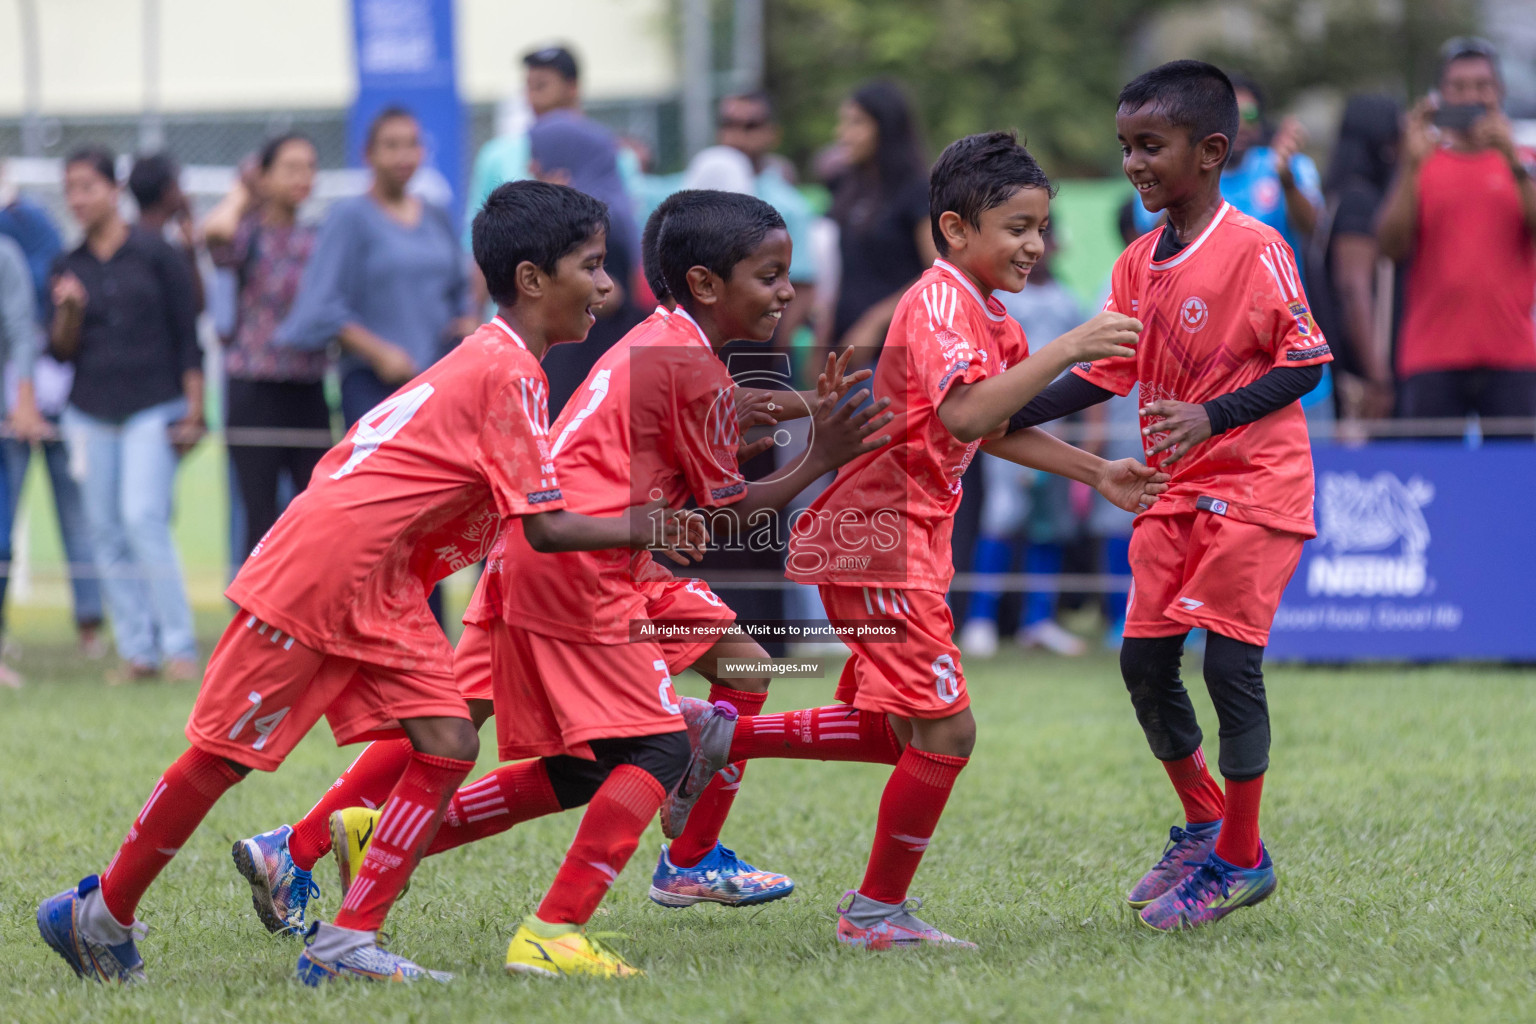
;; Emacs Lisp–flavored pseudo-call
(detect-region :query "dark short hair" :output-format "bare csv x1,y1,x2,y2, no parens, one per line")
65,146,116,185
642,192,691,304
1438,35,1501,85
524,45,579,83
258,132,314,172
472,180,609,308
365,105,417,150
128,152,180,211
1118,60,1239,163
928,131,1054,257
656,190,787,313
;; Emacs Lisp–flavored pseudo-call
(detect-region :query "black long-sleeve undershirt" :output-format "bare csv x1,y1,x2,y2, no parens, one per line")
1007,373,1115,431
1203,364,1322,433
1007,364,1324,437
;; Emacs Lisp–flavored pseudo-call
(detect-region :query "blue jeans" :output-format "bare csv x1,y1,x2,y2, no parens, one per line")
62,399,197,665
6,430,104,628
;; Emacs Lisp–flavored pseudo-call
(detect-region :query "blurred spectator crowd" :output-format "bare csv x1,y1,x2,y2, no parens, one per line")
0,36,1530,681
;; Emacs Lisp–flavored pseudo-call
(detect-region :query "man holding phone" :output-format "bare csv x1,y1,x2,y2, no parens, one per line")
1377,36,1536,433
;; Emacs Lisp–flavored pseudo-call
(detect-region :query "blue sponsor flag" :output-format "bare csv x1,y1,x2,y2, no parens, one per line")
348,0,463,219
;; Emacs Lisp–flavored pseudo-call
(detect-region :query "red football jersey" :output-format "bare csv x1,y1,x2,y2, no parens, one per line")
1078,202,1332,536
467,307,746,642
787,260,1030,590
228,318,564,665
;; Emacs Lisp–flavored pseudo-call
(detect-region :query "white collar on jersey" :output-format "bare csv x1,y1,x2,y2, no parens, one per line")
490,316,529,350
669,306,715,350
933,259,1008,322
653,304,671,318
1149,201,1231,270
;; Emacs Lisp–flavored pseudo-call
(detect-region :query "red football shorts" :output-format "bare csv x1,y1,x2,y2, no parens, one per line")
1125,510,1306,647
637,572,736,669
185,609,468,771
483,618,685,762
820,584,968,719
455,573,733,703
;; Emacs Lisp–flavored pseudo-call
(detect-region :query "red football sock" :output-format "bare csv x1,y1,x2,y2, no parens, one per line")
426,759,563,857
1162,747,1226,826
1213,774,1264,869
667,685,768,868
535,765,665,926
333,750,473,932
727,704,902,765
858,746,967,905
101,746,244,924
288,739,414,870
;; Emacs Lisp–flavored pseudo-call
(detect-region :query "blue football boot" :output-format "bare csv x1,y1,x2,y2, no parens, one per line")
649,842,795,908
232,824,320,935
1139,845,1278,932
36,875,147,984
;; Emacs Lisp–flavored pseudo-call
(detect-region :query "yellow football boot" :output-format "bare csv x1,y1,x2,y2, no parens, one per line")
504,918,643,979
328,806,381,899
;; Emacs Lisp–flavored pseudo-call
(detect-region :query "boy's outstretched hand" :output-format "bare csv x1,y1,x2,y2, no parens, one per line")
1097,458,1170,513
1140,399,1211,465
1058,310,1142,363
811,389,894,472
816,345,874,404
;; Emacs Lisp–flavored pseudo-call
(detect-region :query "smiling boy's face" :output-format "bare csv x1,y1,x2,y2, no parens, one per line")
943,186,1050,294
1117,103,1227,214
542,228,614,346
711,228,795,343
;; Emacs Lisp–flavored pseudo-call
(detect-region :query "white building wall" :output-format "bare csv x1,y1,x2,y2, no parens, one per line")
0,0,677,116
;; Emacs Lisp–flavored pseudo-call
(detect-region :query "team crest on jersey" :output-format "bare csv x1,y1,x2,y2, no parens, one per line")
1179,296,1209,333
1287,300,1316,337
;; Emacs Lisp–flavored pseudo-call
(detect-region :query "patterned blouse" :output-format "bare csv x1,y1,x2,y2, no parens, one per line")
211,215,325,383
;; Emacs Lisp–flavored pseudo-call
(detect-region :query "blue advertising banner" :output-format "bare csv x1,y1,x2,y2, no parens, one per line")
348,0,462,218
1269,443,1536,662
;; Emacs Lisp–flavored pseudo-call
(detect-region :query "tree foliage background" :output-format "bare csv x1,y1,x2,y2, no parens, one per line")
758,0,1479,178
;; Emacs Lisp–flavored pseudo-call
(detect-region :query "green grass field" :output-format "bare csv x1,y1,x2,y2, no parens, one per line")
2,641,1533,1023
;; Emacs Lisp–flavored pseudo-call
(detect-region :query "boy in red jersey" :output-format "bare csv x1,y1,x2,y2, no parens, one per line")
229,195,864,938
318,190,893,978
664,132,1167,949
1007,61,1334,931
36,181,703,986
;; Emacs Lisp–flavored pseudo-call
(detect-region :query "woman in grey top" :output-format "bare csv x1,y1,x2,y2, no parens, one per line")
277,106,472,426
